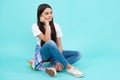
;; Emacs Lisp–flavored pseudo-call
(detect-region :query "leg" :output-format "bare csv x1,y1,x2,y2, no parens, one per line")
62,50,81,64
40,40,84,77
40,40,69,67
50,50,81,71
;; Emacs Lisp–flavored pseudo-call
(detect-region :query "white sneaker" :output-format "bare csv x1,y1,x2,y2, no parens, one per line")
46,67,57,77
67,67,84,77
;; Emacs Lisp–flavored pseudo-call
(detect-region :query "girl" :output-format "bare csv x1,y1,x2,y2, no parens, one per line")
32,3,84,77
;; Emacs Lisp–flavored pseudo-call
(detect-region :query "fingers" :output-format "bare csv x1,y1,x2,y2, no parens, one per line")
58,63,63,71
55,62,64,71
40,17,45,23
40,17,49,25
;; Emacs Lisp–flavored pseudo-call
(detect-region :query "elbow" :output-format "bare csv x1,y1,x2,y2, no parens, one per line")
44,37,51,42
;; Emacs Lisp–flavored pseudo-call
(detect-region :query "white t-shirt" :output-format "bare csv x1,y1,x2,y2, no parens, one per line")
32,23,63,46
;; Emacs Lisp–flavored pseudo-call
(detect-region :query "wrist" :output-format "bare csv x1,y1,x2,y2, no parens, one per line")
45,21,49,26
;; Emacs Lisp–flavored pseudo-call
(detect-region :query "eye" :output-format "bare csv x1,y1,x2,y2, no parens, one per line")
45,12,49,15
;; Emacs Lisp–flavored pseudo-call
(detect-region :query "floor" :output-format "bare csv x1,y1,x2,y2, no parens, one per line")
0,0,120,80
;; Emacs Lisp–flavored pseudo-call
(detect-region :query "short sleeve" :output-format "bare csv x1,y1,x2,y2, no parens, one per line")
54,23,63,37
32,23,41,37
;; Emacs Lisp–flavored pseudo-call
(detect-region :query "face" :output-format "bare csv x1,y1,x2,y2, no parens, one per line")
41,8,53,22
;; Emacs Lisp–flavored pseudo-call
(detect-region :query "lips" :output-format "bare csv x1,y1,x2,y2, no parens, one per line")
48,18,52,20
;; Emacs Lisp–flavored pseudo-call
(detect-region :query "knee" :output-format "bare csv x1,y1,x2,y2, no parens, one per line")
74,51,81,60
45,40,57,47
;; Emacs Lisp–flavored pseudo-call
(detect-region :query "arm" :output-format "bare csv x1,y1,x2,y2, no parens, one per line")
56,37,63,53
53,37,64,71
37,17,51,42
54,37,64,71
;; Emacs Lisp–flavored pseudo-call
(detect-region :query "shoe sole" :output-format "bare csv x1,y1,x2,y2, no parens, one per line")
68,72,84,78
75,74,84,78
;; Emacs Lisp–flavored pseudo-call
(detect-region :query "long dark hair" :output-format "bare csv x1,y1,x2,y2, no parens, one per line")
37,4,56,46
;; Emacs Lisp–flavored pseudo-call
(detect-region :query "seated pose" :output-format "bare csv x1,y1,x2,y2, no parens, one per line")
31,3,84,77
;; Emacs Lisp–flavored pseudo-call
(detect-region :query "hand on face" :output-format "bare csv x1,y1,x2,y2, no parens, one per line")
40,16,48,23
40,8,52,24
40,16,49,24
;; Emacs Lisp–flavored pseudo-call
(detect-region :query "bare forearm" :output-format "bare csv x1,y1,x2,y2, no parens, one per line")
44,22,51,42
56,37,63,53
58,45,63,53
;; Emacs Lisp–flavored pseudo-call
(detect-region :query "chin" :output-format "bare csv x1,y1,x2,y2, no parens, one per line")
48,19,52,22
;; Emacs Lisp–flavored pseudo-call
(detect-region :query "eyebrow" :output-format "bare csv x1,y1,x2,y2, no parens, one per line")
45,11,52,14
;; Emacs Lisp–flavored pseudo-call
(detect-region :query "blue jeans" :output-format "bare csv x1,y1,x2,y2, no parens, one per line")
40,40,81,67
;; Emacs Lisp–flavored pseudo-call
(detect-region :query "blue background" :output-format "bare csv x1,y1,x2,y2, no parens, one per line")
0,0,120,80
